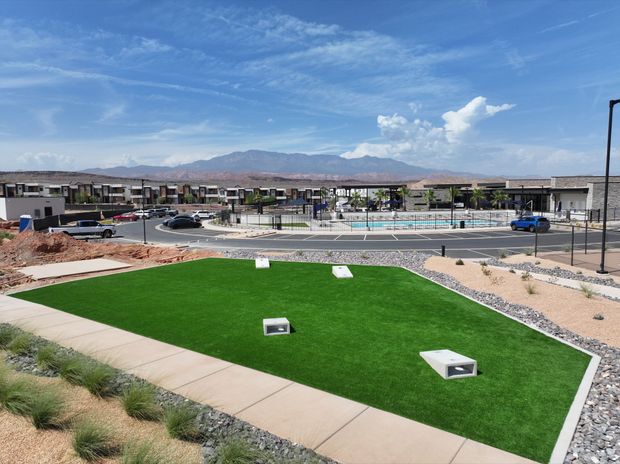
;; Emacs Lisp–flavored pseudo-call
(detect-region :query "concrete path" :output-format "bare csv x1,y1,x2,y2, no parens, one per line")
18,258,132,280
0,294,535,464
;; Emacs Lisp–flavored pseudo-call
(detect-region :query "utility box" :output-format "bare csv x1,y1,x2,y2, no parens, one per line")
263,317,290,336
332,265,353,279
420,349,477,379
255,257,270,269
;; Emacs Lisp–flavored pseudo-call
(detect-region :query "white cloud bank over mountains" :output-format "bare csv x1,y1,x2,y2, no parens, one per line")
342,96,514,164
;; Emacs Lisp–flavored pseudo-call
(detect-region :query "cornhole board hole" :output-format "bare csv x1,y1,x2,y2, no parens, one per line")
332,265,353,279
255,258,270,269
263,317,290,336
420,349,477,379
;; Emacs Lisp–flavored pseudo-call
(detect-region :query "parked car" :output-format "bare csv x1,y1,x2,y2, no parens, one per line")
112,212,138,222
133,210,153,219
166,209,179,217
148,208,168,218
166,216,201,229
510,216,550,233
191,210,216,220
163,214,194,227
49,220,117,238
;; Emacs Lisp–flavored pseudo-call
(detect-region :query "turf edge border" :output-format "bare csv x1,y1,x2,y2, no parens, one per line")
403,267,600,464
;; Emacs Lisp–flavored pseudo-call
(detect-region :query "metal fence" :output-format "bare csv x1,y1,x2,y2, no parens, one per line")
222,210,517,232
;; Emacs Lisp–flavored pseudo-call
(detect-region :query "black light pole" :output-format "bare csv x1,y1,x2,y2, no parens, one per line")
597,99,620,274
366,187,369,230
141,178,147,244
520,184,524,215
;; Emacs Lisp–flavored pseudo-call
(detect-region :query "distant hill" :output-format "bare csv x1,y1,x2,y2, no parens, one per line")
83,149,482,181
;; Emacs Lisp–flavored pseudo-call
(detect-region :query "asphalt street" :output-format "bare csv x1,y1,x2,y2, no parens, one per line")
110,219,620,259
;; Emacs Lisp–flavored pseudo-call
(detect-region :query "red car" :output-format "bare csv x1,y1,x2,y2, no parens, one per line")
112,212,138,222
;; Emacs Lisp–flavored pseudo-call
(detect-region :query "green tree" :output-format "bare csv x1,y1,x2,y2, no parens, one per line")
422,189,436,211
183,193,195,204
397,186,411,211
350,191,363,211
448,186,460,225
375,188,389,210
471,188,485,210
74,192,91,204
491,190,509,209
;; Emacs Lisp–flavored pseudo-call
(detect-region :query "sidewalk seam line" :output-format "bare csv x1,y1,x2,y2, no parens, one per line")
57,326,115,341
233,381,295,415
448,438,468,464
89,337,148,354
118,349,186,370
313,405,369,451
166,364,235,391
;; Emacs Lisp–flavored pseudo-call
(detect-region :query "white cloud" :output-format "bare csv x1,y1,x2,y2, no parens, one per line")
118,37,172,58
17,152,74,169
442,96,514,143
98,103,125,122
343,96,514,162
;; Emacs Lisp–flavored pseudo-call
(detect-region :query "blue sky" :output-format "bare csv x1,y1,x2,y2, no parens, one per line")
1,0,619,176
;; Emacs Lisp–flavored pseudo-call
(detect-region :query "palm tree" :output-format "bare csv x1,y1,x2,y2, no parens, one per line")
350,191,362,211
471,188,485,210
422,189,436,211
375,188,389,211
397,186,410,211
491,190,509,209
448,186,459,225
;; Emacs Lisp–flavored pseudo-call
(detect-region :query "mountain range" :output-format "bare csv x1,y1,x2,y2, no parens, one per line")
83,150,483,182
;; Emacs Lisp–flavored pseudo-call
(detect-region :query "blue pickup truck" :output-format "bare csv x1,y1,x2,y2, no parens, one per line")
510,216,550,233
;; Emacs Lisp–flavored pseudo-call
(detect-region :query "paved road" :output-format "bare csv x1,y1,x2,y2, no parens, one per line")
111,219,620,259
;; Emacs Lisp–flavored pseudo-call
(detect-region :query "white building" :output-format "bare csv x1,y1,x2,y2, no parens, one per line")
0,197,65,221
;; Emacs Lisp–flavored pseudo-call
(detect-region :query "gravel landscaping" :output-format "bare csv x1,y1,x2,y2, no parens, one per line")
0,324,333,464
223,249,620,464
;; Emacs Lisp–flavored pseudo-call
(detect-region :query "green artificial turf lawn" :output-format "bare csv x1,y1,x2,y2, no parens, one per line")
14,258,591,462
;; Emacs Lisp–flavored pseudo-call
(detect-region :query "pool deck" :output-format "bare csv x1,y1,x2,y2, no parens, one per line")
0,293,537,464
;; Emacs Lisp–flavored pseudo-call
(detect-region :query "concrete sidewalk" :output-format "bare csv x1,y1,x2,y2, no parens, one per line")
18,258,132,280
0,294,535,464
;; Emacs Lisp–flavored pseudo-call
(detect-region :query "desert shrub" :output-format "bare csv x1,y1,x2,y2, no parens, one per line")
0,325,18,349
498,250,508,259
163,404,200,441
521,271,531,281
593,313,604,320
576,270,583,275
509,269,516,273
525,282,537,294
481,265,491,276
360,253,369,259
325,251,333,258
121,383,161,420
534,261,541,265
455,259,464,265
214,439,264,464
8,333,33,355
524,248,534,256
563,245,571,252
580,283,595,299
294,250,303,256
29,388,65,429
72,420,117,461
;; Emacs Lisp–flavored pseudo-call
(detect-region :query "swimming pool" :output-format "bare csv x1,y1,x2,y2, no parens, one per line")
350,219,500,229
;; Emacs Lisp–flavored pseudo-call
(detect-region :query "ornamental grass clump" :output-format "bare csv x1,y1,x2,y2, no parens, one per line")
580,283,595,299
525,282,537,295
28,388,66,429
59,355,116,397
0,325,18,349
121,383,161,421
72,420,117,461
163,404,201,441
121,440,170,464
8,333,33,355
36,344,65,370
0,376,34,416
214,439,265,464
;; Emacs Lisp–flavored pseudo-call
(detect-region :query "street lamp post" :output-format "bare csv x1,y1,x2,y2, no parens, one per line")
520,184,524,215
141,178,147,245
366,187,369,230
597,99,620,274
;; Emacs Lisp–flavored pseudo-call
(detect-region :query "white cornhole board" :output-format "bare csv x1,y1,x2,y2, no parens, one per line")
255,258,270,269
332,265,353,279
420,349,477,379
263,317,290,336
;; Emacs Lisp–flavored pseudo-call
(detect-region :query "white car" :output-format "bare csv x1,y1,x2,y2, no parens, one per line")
191,210,216,220
134,210,153,219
